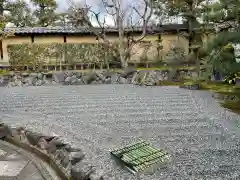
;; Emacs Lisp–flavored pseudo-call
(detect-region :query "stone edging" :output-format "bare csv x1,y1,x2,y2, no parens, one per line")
5,137,69,180
0,123,106,180
0,139,55,179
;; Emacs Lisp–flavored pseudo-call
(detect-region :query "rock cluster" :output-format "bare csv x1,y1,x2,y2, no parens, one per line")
0,122,106,180
0,68,197,87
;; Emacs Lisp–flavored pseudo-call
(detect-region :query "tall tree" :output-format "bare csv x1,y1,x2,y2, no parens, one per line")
67,0,154,68
153,0,206,78
5,0,35,27
0,0,17,62
201,0,240,77
31,0,58,27
203,0,240,32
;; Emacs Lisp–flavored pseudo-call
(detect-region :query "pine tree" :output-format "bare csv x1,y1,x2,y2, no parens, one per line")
202,0,240,77
31,0,58,27
5,0,35,27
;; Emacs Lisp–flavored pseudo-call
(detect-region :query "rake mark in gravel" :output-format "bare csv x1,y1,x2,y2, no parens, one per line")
0,85,240,179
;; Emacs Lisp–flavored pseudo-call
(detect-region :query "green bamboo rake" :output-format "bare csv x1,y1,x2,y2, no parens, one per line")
110,140,171,175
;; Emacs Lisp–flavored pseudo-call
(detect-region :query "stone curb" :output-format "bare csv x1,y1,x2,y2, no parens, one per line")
5,137,69,180
0,139,55,180
0,123,106,180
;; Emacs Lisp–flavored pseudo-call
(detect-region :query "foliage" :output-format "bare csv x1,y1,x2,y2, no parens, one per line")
7,43,119,67
201,32,240,76
164,46,186,66
203,0,240,31
5,0,35,27
30,0,58,27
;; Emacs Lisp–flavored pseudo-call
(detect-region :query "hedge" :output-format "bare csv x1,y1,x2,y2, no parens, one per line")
7,43,119,67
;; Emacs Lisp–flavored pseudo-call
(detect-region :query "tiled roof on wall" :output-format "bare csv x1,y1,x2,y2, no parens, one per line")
3,24,188,35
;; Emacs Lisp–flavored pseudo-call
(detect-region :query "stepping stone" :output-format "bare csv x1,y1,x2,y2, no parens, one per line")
0,160,28,177
110,140,171,175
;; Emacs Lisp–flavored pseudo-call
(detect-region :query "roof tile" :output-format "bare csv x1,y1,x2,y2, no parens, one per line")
3,24,188,35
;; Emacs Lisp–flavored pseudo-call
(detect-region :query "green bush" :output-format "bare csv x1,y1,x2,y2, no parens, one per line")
7,43,118,67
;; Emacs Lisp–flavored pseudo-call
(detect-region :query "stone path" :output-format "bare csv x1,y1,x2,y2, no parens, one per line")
0,85,240,179
0,140,47,180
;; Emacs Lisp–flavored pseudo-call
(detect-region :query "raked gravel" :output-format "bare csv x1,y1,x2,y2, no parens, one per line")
0,85,240,179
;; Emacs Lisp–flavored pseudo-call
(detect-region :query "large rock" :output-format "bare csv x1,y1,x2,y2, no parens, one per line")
0,76,9,87
34,79,44,86
25,131,45,145
110,73,120,84
118,77,128,84
120,67,137,78
64,76,72,85
37,137,49,150
48,137,66,148
69,151,85,165
89,169,105,180
71,161,95,180
0,124,11,139
54,149,70,168
23,76,36,86
82,72,97,84
143,71,158,86
37,72,44,80
96,72,106,82
52,72,65,83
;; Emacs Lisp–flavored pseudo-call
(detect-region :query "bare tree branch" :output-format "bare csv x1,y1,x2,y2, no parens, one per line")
67,0,153,68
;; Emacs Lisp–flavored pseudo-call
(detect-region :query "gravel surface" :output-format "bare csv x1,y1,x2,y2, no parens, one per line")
0,85,240,179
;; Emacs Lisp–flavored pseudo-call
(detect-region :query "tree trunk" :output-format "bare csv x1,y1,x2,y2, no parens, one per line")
196,51,200,78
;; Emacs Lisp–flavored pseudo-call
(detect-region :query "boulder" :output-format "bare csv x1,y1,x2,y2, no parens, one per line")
52,72,65,83
82,72,97,84
23,76,36,86
120,67,137,78
14,80,23,86
54,149,70,168
30,73,38,77
0,76,9,87
75,79,84,85
70,151,85,165
118,77,127,84
37,137,49,150
96,72,105,82
71,161,95,180
143,71,158,86
131,71,139,84
25,131,45,145
110,73,120,84
48,137,66,148
104,77,111,84
7,81,16,87
74,72,82,79
0,124,11,139
65,144,82,152
34,79,44,86
89,169,105,180
37,73,43,80
70,75,78,85
64,76,72,85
